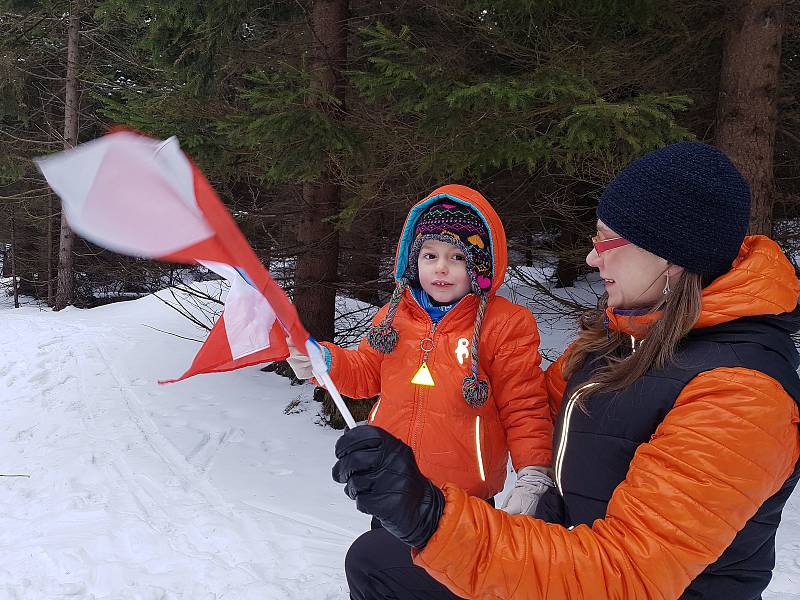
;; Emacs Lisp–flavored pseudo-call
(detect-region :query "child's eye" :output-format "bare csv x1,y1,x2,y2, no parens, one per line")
422,252,436,260
452,254,465,261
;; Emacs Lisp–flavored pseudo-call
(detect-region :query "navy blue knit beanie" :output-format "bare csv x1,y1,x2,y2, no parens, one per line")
597,142,751,278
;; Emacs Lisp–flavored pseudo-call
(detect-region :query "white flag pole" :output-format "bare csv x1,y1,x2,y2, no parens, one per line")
306,338,358,429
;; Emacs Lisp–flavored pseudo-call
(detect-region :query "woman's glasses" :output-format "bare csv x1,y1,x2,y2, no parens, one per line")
591,235,631,254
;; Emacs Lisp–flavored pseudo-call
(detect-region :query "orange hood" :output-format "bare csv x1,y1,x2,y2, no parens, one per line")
393,184,508,297
606,236,800,336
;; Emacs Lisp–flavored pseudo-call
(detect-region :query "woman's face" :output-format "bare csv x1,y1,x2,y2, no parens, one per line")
586,221,678,309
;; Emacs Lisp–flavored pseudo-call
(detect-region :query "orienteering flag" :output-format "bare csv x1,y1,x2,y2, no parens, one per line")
35,130,357,427
158,260,290,383
35,129,303,373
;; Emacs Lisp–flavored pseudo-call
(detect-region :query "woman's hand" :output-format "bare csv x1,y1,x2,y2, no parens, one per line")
332,425,445,549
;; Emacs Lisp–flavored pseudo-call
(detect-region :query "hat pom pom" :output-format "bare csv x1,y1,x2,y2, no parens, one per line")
476,275,492,291
367,324,399,353
462,374,489,407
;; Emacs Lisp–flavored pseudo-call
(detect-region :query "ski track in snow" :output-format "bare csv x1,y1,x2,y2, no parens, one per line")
0,293,798,599
0,308,362,599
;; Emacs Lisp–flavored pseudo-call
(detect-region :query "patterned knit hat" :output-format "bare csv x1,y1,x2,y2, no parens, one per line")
405,201,492,294
366,200,493,407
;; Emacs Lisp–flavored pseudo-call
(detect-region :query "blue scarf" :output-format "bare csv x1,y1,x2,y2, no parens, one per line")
411,287,457,323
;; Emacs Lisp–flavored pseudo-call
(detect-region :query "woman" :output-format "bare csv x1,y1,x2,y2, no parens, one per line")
333,141,800,599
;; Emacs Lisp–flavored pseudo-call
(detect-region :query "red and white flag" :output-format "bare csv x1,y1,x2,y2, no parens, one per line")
36,130,355,426
160,260,289,383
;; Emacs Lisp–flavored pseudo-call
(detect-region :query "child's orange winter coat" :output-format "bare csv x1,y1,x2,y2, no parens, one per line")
321,184,551,499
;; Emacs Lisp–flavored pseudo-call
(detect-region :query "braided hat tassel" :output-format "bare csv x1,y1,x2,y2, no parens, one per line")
366,279,408,353
462,293,489,407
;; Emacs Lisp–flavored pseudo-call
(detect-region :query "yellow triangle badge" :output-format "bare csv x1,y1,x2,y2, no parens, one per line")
411,362,435,386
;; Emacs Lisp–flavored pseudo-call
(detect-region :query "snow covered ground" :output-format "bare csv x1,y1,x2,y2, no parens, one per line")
1,283,798,599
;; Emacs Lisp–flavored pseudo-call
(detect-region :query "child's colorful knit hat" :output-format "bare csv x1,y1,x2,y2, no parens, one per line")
405,201,492,294
366,200,493,407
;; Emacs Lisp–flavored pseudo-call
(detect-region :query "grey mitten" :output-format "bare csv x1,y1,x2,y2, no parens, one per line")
500,466,554,516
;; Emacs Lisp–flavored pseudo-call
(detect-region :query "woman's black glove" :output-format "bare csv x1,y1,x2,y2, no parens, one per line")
332,425,445,549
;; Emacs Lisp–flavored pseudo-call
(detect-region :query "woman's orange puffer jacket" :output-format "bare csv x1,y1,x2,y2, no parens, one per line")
412,236,800,599
322,184,552,499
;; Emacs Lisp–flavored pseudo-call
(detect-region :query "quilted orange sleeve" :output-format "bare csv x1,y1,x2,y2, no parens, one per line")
413,367,800,599
319,305,389,399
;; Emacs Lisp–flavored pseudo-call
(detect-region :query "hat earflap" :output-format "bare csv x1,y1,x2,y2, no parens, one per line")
462,293,489,407
366,278,408,353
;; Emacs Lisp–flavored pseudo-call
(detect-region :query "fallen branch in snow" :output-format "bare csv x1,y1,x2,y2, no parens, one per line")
141,324,204,344
0,474,30,478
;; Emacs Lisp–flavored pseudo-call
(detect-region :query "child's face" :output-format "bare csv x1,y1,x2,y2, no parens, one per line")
417,239,472,304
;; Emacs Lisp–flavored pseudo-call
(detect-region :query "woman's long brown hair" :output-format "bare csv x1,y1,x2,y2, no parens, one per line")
562,271,704,401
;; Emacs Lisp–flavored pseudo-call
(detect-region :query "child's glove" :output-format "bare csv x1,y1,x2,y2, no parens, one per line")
500,466,554,516
285,339,314,380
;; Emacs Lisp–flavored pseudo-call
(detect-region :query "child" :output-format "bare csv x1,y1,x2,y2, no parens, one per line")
288,184,552,511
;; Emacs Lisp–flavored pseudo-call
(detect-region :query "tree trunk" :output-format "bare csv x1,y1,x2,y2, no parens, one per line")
1,243,9,278
54,6,81,311
555,226,581,288
10,212,19,309
715,0,785,236
292,0,348,342
47,197,54,305
295,182,342,341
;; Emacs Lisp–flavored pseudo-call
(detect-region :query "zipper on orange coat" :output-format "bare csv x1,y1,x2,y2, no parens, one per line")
409,319,436,453
406,291,470,454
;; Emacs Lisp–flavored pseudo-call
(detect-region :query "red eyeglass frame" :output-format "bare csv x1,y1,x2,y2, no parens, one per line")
591,235,631,254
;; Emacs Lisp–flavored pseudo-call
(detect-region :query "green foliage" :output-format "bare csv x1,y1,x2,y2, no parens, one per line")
351,23,437,112
0,154,26,185
85,0,701,222
351,20,692,179
464,0,664,29
95,88,231,177
558,94,693,169
0,0,750,303
0,67,26,123
94,1,238,95
94,0,302,96
222,67,361,184
446,73,598,111
92,0,335,187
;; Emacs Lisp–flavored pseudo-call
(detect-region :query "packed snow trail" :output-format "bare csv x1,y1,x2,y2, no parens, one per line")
0,289,798,598
0,296,368,599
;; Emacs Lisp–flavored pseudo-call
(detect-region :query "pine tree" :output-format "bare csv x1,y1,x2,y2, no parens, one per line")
716,0,787,236
0,2,79,303
53,3,81,310
0,1,174,305
344,1,704,285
